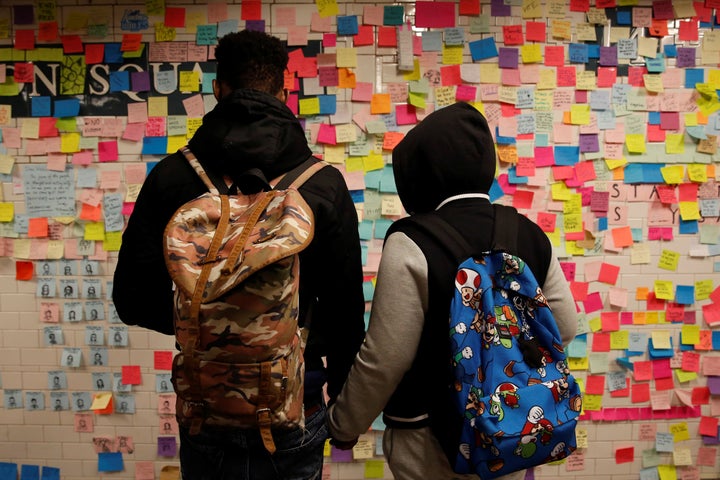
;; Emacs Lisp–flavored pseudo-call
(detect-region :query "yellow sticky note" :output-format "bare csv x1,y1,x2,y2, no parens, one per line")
581,393,602,411
60,132,81,153
684,113,698,126
658,249,680,271
441,45,463,65
179,71,200,92
657,464,677,480
402,59,421,81
0,154,15,175
315,0,339,18
643,74,664,93
336,47,357,68
567,356,588,371
84,222,106,241
323,145,345,164
660,165,685,184
408,91,427,109
563,213,583,233
102,231,122,251
363,153,384,172
665,133,685,154
537,69,557,90
364,460,386,479
299,98,321,116
520,44,542,63
0,202,14,221
675,369,697,383
669,422,690,442
679,201,700,220
569,104,591,125
166,135,186,154
345,156,364,173
148,96,168,117
551,182,572,201
610,330,629,350
687,164,708,182
625,133,646,153
695,279,713,300
588,316,602,332
651,330,672,349
90,392,112,410
323,439,331,457
479,63,500,84
680,325,700,345
654,280,674,301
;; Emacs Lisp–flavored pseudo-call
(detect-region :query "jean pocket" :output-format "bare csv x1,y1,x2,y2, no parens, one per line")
273,404,329,455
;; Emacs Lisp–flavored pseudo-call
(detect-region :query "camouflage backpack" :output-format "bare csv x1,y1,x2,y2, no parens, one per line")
164,146,325,453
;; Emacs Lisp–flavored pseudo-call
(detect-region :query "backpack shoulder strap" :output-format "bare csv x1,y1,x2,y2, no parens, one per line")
403,213,473,261
180,146,221,195
273,157,327,191
491,204,519,253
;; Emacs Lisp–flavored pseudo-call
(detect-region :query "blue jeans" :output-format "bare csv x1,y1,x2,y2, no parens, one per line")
179,402,328,480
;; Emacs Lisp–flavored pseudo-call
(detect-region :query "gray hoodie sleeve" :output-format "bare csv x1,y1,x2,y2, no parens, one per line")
328,232,427,442
542,250,578,346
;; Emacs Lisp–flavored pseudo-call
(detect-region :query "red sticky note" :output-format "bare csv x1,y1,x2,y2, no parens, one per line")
16,260,34,280
647,124,666,142
601,311,620,332
14,62,34,83
414,1,456,28
569,281,588,301
597,67,617,87
377,26,397,47
544,46,565,67
122,365,142,385
631,382,650,403
678,183,698,202
525,22,546,43
98,140,119,162
592,332,610,352
39,117,59,137
655,376,675,391
354,25,374,47
241,0,262,21
633,361,652,381
512,190,534,210
610,377,630,397
164,7,186,28
569,0,590,12
121,33,142,52
585,375,606,395
459,0,480,16
615,446,634,464
154,351,173,370
599,262,620,285
61,35,83,54
692,386,710,405
79,203,102,222
699,416,719,436
395,104,417,126
38,21,59,42
85,43,105,65
14,29,35,50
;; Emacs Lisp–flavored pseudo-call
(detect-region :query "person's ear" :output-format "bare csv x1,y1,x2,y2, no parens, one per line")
212,79,221,101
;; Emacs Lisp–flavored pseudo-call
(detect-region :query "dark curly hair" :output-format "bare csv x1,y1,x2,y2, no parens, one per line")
214,30,288,95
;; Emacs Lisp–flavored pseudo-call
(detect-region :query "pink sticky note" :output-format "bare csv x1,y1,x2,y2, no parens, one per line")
316,124,336,145
395,104,417,126
98,140,118,162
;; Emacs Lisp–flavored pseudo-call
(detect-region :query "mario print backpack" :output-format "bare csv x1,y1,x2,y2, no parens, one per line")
163,146,325,454
411,204,582,479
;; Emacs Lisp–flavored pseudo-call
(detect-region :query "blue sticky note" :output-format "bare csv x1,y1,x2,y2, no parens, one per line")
104,43,123,64
142,137,168,155
53,98,80,118
489,179,504,203
675,285,695,305
641,164,665,183
0,463,18,479
617,10,631,25
507,166,528,185
358,220,374,241
495,127,516,145
337,15,358,36
554,145,579,166
318,95,336,115
469,37,498,61
648,337,674,359
679,219,698,234
374,218,393,239
655,432,674,452
21,465,40,480
616,357,634,371
631,227,643,242
640,467,660,480
109,71,130,92
217,19,239,37
664,44,677,57
349,190,364,204
362,280,374,302
365,171,382,190
98,452,123,472
712,331,720,350
568,43,589,63
379,166,397,194
421,31,443,52
648,111,661,124
40,467,59,480
685,68,705,88
598,217,608,231
535,133,548,147
31,96,52,117
196,24,218,46
383,5,404,25
587,44,600,58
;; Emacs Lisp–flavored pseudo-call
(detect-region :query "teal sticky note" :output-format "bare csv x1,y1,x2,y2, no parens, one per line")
202,72,214,94
374,219,393,239
362,280,374,302
566,334,587,358
379,166,397,194
358,220,374,241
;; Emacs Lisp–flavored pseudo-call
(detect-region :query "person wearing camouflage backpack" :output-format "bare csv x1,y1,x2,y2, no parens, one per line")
113,30,366,480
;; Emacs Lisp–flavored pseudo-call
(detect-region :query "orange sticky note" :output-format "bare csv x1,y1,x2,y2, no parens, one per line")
121,33,143,52
16,261,34,281
598,262,620,285
611,226,633,248
370,94,391,114
28,217,49,238
121,365,142,385
382,131,404,151
636,287,649,300
79,203,102,222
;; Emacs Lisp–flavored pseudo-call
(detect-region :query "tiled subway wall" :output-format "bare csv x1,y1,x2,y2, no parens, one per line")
0,0,718,479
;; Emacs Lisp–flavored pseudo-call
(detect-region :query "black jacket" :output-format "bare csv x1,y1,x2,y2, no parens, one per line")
112,89,366,404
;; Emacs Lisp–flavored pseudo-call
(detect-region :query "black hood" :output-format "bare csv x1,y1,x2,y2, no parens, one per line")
392,102,497,214
188,89,312,186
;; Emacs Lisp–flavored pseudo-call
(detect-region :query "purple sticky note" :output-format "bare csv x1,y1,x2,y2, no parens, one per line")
524,467,535,480
130,71,151,93
157,436,177,457
676,47,696,68
245,20,265,32
579,134,600,153
330,446,353,462
491,0,511,16
498,47,519,69
599,46,618,67
707,376,720,395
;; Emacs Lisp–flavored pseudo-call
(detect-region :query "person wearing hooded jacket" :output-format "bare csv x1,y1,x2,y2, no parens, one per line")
112,30,366,480
327,102,577,480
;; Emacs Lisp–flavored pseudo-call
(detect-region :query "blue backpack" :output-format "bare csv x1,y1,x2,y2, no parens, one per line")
411,205,582,479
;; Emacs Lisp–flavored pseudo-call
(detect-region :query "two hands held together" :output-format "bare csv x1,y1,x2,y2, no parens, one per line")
329,436,359,450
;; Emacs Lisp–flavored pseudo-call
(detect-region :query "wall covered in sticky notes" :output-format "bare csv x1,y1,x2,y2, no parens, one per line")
0,1,719,479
